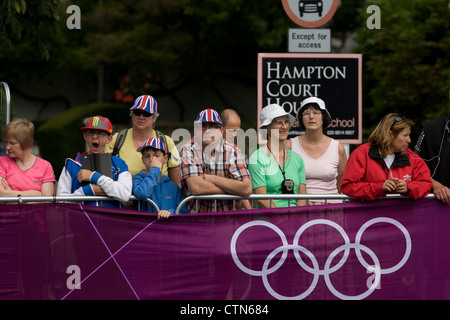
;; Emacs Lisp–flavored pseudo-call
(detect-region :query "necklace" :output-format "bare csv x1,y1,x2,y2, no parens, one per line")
132,129,151,149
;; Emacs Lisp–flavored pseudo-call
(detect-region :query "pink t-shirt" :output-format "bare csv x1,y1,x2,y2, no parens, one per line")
0,155,55,191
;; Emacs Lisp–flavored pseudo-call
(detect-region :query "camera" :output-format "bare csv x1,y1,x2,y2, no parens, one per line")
281,179,294,194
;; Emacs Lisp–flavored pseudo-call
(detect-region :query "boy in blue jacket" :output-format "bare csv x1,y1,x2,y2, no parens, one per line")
133,137,186,219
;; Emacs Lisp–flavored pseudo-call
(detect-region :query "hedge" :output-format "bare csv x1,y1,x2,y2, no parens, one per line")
35,102,257,179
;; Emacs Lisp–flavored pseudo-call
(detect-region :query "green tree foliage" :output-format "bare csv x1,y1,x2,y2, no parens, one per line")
329,0,365,51
68,0,296,117
0,0,62,83
70,0,362,119
1,0,363,113
3,0,449,129
356,0,450,129
0,0,60,59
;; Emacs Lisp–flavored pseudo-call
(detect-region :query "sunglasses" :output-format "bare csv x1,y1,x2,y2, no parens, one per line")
202,122,222,129
390,114,404,131
132,110,152,117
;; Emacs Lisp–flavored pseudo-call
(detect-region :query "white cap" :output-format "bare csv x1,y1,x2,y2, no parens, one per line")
298,97,331,118
259,104,295,129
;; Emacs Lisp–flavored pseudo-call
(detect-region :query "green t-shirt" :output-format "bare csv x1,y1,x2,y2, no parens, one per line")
248,147,306,207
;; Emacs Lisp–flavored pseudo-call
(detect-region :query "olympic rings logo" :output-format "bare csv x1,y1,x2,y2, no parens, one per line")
230,218,412,300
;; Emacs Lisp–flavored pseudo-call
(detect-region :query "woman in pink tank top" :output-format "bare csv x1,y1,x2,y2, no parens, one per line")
285,97,347,204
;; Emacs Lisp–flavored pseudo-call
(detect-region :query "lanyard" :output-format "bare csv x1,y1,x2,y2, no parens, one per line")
267,144,287,180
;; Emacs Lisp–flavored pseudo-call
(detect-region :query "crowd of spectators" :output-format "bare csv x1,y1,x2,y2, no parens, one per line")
1,95,448,218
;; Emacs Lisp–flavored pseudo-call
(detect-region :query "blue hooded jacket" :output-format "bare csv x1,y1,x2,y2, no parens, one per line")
133,166,186,215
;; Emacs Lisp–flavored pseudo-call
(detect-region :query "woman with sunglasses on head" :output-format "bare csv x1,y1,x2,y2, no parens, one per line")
106,95,181,186
248,104,307,208
341,113,431,201
285,97,348,205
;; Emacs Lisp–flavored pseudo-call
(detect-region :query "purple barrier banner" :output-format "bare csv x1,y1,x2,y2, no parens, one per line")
0,199,449,300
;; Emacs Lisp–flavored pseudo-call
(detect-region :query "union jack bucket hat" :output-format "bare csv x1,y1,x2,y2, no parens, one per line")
195,108,222,124
137,137,167,154
130,95,158,114
80,116,113,134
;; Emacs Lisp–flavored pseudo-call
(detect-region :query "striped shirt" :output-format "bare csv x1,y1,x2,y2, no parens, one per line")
180,138,250,213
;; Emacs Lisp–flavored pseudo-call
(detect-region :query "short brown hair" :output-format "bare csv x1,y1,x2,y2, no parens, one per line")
3,118,35,149
297,104,332,130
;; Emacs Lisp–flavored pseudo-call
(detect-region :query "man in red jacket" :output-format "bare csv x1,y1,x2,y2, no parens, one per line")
341,113,431,201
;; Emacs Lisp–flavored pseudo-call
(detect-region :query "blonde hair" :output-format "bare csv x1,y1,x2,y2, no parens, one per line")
3,118,35,149
368,113,414,158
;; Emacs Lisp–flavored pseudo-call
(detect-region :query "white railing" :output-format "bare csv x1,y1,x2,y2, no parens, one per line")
0,195,160,212
174,193,437,214
0,193,437,215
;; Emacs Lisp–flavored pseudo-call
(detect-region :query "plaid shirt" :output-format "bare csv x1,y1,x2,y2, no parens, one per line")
180,138,250,213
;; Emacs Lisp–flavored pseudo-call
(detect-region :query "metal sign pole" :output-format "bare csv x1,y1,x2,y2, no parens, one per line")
0,82,11,125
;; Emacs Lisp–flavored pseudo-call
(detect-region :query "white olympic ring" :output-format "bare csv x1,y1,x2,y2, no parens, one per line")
230,217,411,300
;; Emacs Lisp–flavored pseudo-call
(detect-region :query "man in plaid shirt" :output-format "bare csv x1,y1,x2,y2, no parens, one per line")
180,109,252,213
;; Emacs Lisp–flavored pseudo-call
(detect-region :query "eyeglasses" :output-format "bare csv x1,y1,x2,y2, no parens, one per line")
4,140,19,147
271,118,290,127
390,114,404,131
84,130,109,137
302,110,322,117
202,122,222,130
132,110,153,117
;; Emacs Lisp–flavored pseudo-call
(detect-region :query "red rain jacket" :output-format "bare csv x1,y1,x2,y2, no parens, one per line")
341,143,431,200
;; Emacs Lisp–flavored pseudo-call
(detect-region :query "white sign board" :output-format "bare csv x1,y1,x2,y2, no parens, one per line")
288,28,331,53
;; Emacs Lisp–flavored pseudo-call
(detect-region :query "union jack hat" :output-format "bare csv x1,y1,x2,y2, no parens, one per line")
195,108,222,124
137,137,167,154
80,116,113,134
130,95,158,114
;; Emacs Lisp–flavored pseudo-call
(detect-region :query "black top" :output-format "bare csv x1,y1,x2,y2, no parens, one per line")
414,113,450,188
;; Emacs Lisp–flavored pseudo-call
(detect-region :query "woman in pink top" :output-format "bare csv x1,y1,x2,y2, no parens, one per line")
0,118,55,197
285,97,347,204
